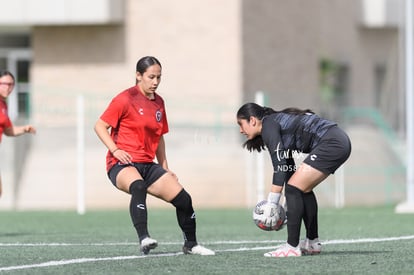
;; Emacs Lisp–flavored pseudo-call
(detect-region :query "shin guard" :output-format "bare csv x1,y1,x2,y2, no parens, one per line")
303,191,318,240
129,179,149,241
171,189,197,248
285,184,304,247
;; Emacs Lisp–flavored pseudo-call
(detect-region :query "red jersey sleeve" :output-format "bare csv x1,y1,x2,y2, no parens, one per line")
99,93,127,128
159,98,169,135
0,100,12,141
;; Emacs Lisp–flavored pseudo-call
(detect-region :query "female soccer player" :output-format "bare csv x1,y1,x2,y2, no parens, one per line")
0,70,36,198
94,56,214,256
237,102,351,257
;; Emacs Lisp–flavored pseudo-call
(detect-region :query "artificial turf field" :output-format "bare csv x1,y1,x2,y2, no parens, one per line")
0,205,413,274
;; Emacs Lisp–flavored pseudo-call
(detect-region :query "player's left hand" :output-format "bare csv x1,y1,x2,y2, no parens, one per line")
262,201,278,227
24,125,36,134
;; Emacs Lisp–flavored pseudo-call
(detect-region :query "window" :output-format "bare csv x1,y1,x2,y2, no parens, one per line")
16,60,31,118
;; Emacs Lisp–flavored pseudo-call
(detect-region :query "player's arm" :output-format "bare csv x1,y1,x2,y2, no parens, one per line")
261,121,286,204
156,135,169,170
270,185,283,194
94,118,131,163
156,136,178,180
4,125,36,137
94,119,117,152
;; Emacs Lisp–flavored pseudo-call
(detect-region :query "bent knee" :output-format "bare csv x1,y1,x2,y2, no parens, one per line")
171,189,193,211
147,173,183,201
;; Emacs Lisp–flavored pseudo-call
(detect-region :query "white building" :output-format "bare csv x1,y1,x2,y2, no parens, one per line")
0,0,407,210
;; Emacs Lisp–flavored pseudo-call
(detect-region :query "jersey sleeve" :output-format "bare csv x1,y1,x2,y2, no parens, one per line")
100,94,126,128
4,116,12,129
161,105,169,135
157,96,169,135
0,116,12,141
0,102,13,141
262,117,289,186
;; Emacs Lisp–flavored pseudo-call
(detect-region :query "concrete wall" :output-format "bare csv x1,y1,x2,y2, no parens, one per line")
242,0,320,108
0,0,405,210
242,0,399,114
14,0,244,210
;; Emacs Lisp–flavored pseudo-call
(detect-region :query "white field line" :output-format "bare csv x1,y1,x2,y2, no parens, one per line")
0,235,413,272
0,253,183,272
1,235,414,247
0,240,283,247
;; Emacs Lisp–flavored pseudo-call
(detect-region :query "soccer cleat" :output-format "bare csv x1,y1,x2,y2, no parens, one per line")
140,237,158,255
300,238,322,255
183,245,215,255
264,243,301,257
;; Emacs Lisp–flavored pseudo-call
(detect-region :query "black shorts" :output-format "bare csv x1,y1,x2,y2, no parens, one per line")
108,162,167,188
303,126,351,174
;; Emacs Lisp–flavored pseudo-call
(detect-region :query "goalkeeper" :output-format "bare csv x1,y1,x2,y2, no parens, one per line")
237,102,351,257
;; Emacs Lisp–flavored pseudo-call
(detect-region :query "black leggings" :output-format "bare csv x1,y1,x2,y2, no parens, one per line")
285,184,319,247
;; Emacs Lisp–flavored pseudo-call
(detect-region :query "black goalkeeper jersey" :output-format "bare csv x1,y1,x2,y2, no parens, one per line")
261,112,337,185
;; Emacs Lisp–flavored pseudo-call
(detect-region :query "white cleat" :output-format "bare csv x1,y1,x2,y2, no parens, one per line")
140,237,158,255
183,245,215,255
264,243,301,257
300,238,322,255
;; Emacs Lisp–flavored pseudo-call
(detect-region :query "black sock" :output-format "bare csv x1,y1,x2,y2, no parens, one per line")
285,184,304,247
171,189,197,248
129,179,149,242
303,191,318,240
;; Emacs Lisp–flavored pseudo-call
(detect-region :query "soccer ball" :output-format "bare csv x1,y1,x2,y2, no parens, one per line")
253,200,286,231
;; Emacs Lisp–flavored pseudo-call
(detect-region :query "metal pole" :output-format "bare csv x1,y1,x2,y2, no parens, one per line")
406,0,414,203
255,91,265,202
77,95,86,215
396,0,414,213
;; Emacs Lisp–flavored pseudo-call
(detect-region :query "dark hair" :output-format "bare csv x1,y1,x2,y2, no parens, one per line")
236,102,314,152
136,56,162,74
0,70,15,81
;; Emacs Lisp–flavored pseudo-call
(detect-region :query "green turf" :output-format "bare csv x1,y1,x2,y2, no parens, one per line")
0,205,413,274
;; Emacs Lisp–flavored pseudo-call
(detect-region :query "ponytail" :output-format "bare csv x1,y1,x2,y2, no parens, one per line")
237,103,314,152
243,136,265,152
280,107,314,115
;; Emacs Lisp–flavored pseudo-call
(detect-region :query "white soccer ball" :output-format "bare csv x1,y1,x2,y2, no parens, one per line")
253,200,286,231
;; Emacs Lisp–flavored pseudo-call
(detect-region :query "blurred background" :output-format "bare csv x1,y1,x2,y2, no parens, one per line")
0,0,410,211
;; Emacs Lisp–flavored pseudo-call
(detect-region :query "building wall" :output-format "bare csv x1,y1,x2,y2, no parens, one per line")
0,0,405,210
31,0,242,126
241,0,399,116
242,0,320,109
15,0,245,210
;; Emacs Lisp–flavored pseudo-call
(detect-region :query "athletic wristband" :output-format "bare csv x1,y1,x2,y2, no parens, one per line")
267,192,281,204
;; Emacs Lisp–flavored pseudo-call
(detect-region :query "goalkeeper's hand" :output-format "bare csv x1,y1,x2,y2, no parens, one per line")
262,201,278,227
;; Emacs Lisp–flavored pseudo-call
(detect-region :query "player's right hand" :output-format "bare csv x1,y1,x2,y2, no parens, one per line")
113,149,132,164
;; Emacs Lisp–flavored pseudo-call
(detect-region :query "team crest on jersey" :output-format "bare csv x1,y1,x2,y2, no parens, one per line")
155,110,162,122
